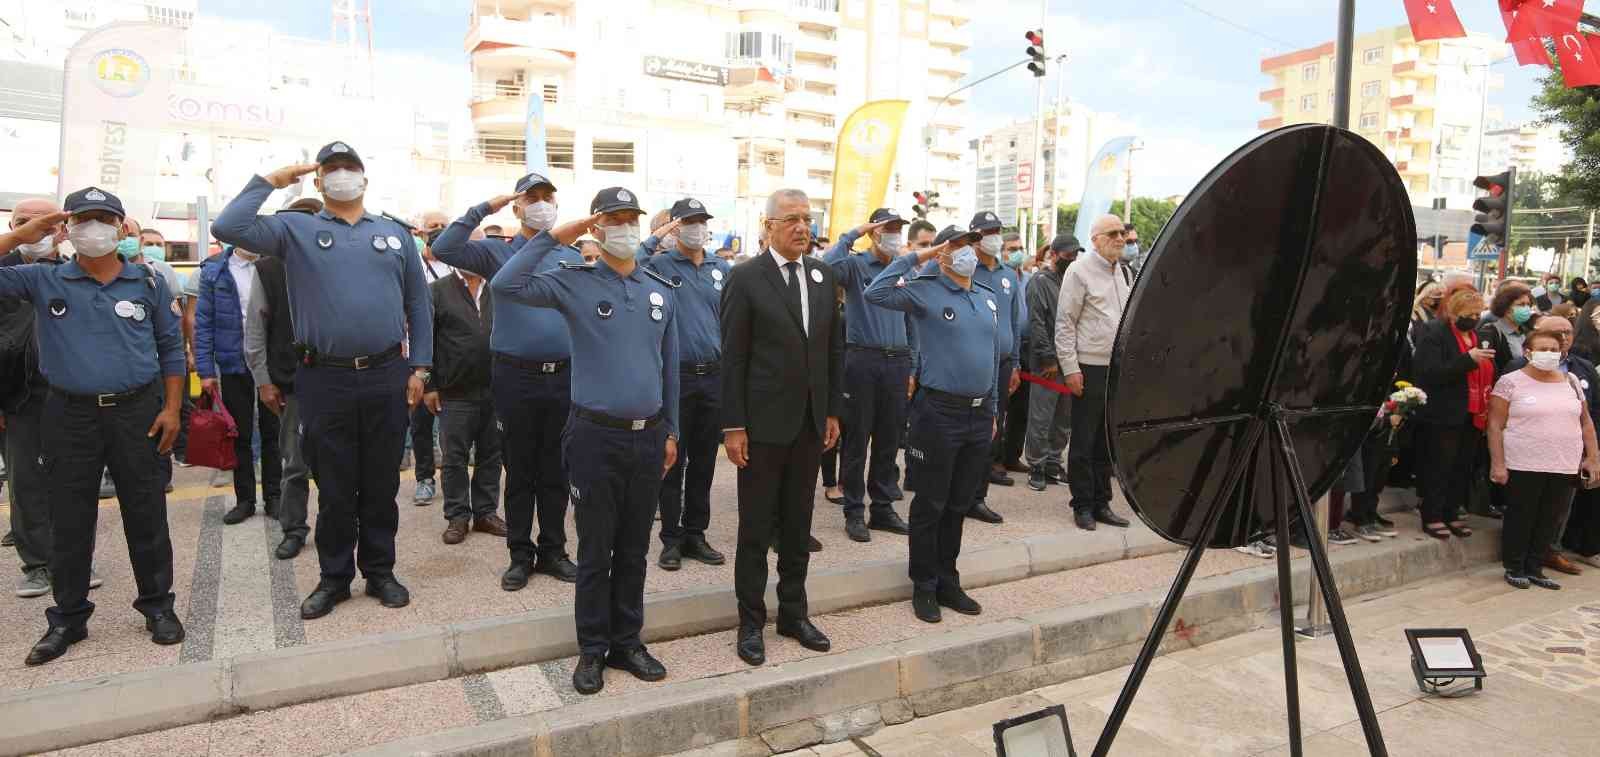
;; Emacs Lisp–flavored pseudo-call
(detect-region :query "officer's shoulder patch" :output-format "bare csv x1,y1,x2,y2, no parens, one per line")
911,272,942,281
558,261,597,271
276,206,314,215
379,212,415,232
973,280,995,293
641,267,678,288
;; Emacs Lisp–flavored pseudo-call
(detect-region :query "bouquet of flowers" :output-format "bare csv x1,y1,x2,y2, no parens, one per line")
1383,381,1428,444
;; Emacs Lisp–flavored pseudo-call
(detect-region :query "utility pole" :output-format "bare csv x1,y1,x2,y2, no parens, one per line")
1122,142,1141,225
1584,209,1596,278
1046,52,1068,243
1023,0,1047,256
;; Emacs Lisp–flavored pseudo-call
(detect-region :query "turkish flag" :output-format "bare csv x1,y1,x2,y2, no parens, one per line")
1501,8,1551,66
1524,0,1585,33
1554,32,1600,87
1403,0,1467,41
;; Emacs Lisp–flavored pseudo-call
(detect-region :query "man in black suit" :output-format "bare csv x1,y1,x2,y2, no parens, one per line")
721,188,843,666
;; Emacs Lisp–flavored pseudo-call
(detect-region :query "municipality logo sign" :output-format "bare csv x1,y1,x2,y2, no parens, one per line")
88,48,152,98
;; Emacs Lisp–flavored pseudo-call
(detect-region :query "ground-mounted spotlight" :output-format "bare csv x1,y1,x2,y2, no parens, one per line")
1405,628,1486,696
993,703,1075,756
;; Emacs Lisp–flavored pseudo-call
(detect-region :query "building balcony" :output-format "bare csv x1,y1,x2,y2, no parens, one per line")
470,45,575,72
785,89,838,117
797,172,834,200
787,117,838,144
1395,159,1430,176
927,50,971,76
929,0,973,24
1258,116,1283,130
465,14,576,54
791,142,835,173
791,4,840,29
1389,93,1434,111
468,86,578,131
1259,87,1284,102
794,61,837,86
794,32,839,59
1392,59,1435,79
928,23,972,51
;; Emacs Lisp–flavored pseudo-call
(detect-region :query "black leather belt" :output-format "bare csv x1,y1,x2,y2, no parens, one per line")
681,361,720,376
848,344,912,358
305,343,403,370
575,407,662,432
921,386,987,409
52,381,154,407
495,352,569,374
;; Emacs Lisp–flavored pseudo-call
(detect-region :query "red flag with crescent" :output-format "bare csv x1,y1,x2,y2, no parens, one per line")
1402,0,1467,41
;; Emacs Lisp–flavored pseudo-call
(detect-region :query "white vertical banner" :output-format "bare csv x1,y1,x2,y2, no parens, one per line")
58,22,187,221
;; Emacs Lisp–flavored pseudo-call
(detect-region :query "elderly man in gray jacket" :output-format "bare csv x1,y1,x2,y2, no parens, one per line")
1023,235,1081,492
1055,214,1135,531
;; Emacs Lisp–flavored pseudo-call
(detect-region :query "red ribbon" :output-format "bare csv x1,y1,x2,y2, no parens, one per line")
1019,371,1076,396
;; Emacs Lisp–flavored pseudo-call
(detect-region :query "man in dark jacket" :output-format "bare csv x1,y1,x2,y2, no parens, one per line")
195,245,281,525
244,245,309,559
424,268,506,545
1022,235,1080,491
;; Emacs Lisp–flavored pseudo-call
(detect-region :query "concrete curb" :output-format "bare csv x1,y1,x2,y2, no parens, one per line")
0,524,1173,755
344,521,1500,757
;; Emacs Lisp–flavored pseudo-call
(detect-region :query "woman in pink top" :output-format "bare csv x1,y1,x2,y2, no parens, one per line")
1488,330,1600,590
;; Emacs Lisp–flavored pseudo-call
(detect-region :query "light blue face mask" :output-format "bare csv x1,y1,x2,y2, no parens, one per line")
1123,242,1140,261
950,247,978,278
116,237,139,258
141,244,166,262
1006,251,1025,268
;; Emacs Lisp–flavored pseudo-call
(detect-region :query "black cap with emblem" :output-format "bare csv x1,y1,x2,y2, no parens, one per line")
968,211,1003,233
515,172,557,194
934,225,981,247
591,187,644,216
315,141,365,170
869,208,907,229
64,187,125,219
669,198,713,222
1050,234,1085,254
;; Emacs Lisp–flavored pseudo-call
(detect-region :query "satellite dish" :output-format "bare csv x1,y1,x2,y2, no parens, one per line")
1093,124,1413,757
1108,123,1416,549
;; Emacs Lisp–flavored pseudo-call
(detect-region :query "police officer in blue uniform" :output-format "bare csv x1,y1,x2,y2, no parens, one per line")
865,226,999,624
491,187,679,696
430,172,581,590
964,211,1024,524
212,142,433,620
644,197,729,571
823,208,916,543
0,188,186,665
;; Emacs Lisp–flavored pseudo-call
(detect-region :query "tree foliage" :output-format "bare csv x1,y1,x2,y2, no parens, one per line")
1051,197,1178,248
1531,55,1600,208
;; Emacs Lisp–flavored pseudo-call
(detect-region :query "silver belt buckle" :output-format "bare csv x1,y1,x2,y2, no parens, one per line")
970,397,982,407
352,355,370,370
97,393,116,407
542,362,557,373
630,419,646,431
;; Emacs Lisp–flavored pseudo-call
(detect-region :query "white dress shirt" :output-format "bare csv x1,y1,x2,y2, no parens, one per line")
769,248,810,337
228,253,255,318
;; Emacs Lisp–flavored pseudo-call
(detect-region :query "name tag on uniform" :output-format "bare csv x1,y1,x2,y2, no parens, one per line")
386,235,402,250
649,292,664,307
372,235,388,251
114,300,136,319
810,267,823,284
712,269,724,282
650,306,663,322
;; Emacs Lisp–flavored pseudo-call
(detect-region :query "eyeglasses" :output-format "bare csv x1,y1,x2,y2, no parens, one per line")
1096,229,1127,240
768,214,811,227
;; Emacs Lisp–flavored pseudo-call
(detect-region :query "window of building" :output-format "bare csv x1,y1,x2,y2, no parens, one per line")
792,0,839,9
726,29,794,70
1359,112,1379,130
1302,62,1318,82
593,140,635,173
543,83,560,103
1361,80,1381,98
1300,94,1317,112
1363,47,1384,65
547,137,575,170
660,87,672,111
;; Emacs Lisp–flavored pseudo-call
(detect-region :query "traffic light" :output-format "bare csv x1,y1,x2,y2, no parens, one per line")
927,191,941,213
1025,30,1046,77
1470,168,1515,248
913,191,929,218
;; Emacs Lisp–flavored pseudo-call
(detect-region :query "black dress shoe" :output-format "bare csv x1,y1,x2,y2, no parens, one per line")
737,625,765,666
1004,461,1031,474
534,553,579,583
274,535,304,560
988,468,1015,486
1074,510,1097,531
1046,466,1070,485
300,582,351,619
146,611,185,645
937,587,982,616
607,645,667,682
868,510,911,535
572,653,606,695
682,535,726,565
967,500,1004,524
845,516,871,542
501,560,533,591
808,535,823,552
658,543,682,571
365,575,411,608
25,626,86,666
222,502,256,525
912,590,942,623
776,618,832,652
1093,506,1130,528
2,531,15,547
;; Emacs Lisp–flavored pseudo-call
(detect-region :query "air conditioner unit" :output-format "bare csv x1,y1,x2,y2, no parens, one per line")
763,153,782,165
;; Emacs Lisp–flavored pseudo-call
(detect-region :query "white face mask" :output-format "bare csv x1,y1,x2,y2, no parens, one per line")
1530,350,1562,372
67,220,119,258
877,232,904,255
677,222,708,250
599,223,640,260
321,169,365,202
949,246,978,278
16,238,53,260
979,235,1002,257
521,200,557,231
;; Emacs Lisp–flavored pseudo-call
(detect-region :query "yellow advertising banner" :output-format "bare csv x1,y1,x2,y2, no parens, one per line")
827,100,910,243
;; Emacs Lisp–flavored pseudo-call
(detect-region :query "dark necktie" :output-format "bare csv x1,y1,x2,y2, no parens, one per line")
786,261,803,333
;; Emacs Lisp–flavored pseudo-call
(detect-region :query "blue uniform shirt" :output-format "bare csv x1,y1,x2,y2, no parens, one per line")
920,258,1024,361
643,248,728,365
491,232,680,436
823,229,911,349
431,202,581,362
211,175,433,365
866,253,999,411
0,258,184,395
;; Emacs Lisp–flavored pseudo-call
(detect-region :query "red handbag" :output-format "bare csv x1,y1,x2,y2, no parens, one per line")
186,385,238,471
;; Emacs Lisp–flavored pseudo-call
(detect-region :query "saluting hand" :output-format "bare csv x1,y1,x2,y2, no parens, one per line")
823,416,841,452
656,218,683,238
551,214,601,247
264,163,319,190
485,194,520,213
853,219,893,237
3,210,69,246
916,241,949,265
662,436,678,478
